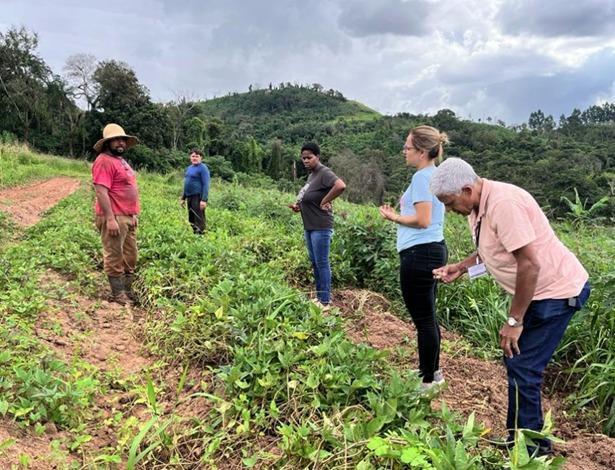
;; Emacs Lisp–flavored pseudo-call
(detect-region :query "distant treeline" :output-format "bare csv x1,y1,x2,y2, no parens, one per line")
1,26,614,219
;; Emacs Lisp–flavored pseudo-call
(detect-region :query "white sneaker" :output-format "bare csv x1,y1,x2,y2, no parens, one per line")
433,369,445,385
310,298,331,312
418,370,445,393
413,369,445,384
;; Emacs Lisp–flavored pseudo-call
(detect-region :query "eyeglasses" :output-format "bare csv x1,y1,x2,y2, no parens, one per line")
403,145,417,152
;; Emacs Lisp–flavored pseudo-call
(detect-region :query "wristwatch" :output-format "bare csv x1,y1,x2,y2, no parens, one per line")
506,316,523,327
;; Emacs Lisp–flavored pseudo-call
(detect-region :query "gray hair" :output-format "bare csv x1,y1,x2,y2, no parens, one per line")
430,157,479,196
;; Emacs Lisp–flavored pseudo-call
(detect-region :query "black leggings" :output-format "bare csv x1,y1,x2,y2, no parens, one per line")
399,241,448,382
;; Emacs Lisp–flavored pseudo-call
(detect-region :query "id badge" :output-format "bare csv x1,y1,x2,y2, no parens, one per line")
468,262,489,280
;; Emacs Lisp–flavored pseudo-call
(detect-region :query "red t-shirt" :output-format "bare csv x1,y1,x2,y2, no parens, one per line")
92,153,140,216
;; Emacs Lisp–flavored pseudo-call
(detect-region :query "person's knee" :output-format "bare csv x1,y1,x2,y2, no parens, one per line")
313,259,330,269
506,361,543,387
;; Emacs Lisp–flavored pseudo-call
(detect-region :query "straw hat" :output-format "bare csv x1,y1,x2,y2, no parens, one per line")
93,123,139,153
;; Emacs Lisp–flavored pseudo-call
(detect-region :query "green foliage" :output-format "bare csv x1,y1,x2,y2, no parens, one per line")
0,199,99,430
560,187,609,225
203,179,615,437
204,154,235,181
2,145,613,467
0,210,15,242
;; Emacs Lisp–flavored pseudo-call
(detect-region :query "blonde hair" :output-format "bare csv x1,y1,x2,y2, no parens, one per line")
410,125,449,161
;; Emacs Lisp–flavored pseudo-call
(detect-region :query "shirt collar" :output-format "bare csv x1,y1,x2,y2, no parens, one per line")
475,178,492,221
311,162,323,173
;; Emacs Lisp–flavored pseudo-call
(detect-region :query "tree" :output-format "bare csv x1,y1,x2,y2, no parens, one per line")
543,114,556,133
432,109,457,131
92,60,150,114
242,137,264,173
185,117,207,150
330,149,385,204
266,139,284,179
0,26,51,143
63,53,97,110
88,60,169,150
205,118,226,156
165,91,198,150
528,110,545,132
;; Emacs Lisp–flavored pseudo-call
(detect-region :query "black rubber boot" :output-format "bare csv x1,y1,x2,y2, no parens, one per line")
123,273,137,303
108,276,128,305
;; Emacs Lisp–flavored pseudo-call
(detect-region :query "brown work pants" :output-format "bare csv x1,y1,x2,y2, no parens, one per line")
95,215,138,277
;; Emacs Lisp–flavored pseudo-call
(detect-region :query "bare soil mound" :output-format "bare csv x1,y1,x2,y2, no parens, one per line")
334,288,615,469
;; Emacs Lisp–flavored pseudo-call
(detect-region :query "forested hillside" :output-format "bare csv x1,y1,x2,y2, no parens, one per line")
1,26,614,219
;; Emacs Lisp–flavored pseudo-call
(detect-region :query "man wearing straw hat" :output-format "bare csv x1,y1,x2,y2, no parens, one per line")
92,123,140,305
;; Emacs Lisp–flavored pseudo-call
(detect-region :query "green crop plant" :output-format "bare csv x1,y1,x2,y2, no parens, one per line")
2,146,611,468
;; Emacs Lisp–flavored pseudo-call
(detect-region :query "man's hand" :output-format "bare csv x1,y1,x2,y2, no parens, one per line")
433,264,464,283
106,217,120,237
320,201,332,211
200,201,207,210
499,324,523,358
180,197,186,207
288,203,301,213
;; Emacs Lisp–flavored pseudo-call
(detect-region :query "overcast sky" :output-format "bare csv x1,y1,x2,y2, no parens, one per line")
3,0,615,124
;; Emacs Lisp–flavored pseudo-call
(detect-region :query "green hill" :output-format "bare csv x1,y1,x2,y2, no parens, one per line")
179,89,614,219
193,85,381,144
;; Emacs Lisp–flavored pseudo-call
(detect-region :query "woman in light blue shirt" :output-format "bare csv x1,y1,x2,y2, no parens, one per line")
380,125,448,391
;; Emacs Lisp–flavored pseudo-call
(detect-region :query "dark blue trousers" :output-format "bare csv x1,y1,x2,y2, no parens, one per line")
504,281,591,450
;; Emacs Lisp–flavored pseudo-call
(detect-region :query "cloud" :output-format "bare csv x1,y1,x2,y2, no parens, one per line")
338,0,431,37
404,47,615,123
497,0,615,37
2,0,615,124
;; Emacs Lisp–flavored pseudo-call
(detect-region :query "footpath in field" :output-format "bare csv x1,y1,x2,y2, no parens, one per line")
0,270,151,468
0,177,82,229
335,289,615,470
0,178,192,467
0,178,212,468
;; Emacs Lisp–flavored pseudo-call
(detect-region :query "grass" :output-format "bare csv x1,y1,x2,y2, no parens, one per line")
0,142,90,188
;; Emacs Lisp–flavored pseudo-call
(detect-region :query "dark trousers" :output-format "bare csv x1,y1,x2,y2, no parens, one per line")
504,281,591,451
187,194,206,234
399,241,448,382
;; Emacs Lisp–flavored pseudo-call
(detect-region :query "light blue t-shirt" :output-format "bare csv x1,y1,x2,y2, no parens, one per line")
397,166,445,252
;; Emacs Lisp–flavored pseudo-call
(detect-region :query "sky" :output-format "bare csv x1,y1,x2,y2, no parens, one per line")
2,0,615,124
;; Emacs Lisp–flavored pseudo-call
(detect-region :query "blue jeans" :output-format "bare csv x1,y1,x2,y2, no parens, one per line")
505,281,591,450
304,229,333,305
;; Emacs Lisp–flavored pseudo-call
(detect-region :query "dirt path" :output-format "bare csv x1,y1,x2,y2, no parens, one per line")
335,289,615,470
0,177,156,467
0,270,156,468
0,178,210,468
0,177,82,228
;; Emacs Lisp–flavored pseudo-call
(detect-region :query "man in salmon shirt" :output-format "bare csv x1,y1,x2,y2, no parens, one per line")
430,158,590,456
92,123,141,305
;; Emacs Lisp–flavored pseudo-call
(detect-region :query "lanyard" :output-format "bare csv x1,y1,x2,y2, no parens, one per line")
474,217,483,263
474,218,482,248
